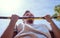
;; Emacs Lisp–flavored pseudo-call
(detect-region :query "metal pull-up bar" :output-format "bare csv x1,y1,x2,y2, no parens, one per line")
0,16,60,19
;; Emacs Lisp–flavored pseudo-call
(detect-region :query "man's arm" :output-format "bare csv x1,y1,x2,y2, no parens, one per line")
1,15,19,38
45,15,60,38
49,20,60,38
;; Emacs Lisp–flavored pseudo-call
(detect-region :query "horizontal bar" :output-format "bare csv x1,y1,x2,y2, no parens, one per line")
0,16,58,19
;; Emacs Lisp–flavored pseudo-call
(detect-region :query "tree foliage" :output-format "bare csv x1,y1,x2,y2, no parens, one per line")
54,5,60,13
53,5,60,21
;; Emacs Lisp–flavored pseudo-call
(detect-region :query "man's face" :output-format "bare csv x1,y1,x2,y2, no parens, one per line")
23,12,34,23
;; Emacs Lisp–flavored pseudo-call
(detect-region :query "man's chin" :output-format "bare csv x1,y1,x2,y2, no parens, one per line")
27,20,33,23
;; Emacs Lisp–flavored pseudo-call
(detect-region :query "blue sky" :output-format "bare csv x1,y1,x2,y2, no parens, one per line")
0,0,60,37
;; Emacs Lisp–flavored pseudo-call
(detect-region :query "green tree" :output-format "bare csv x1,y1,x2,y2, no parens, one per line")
53,5,60,21
54,5,60,14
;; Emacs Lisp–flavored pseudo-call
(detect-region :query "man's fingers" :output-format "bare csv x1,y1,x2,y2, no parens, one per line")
44,15,52,19
11,15,19,22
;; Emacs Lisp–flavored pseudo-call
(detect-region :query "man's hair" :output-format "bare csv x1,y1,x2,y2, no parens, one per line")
23,10,30,16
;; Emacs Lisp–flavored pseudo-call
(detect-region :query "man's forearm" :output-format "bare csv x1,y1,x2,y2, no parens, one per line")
1,20,17,38
50,20,60,38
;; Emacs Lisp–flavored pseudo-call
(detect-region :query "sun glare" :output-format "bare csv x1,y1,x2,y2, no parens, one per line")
0,0,24,15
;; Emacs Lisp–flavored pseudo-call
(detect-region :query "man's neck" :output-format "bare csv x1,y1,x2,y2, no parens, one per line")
27,22,33,25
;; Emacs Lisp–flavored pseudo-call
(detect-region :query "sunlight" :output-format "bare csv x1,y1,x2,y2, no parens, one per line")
0,0,24,15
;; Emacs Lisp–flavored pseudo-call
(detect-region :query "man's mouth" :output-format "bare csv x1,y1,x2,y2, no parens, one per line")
27,19,33,23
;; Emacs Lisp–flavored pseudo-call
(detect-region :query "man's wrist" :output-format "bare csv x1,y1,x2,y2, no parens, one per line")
10,20,17,24
11,19,18,22
48,20,53,25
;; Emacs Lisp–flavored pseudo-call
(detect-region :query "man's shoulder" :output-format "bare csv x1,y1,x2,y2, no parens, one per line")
33,24,50,31
33,24,47,27
16,23,23,29
17,23,23,26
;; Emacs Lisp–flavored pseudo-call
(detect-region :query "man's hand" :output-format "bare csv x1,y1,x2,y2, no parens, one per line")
1,15,19,38
44,15,52,23
44,15,60,38
11,15,19,22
